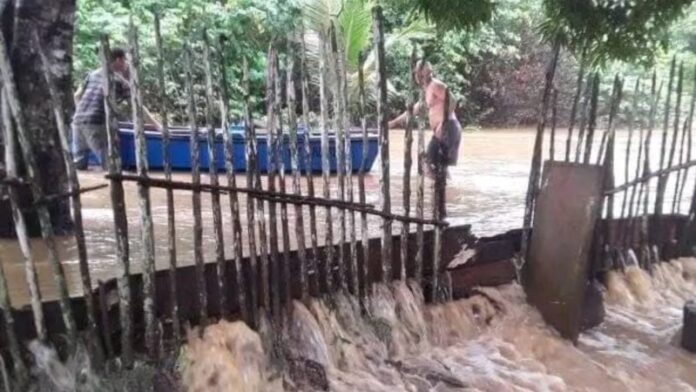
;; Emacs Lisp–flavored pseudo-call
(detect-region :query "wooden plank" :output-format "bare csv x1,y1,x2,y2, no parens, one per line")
524,162,604,342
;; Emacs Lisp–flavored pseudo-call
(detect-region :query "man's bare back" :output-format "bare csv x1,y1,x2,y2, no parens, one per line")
389,61,461,170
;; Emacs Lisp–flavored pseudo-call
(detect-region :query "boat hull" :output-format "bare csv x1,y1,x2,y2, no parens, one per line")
99,126,379,174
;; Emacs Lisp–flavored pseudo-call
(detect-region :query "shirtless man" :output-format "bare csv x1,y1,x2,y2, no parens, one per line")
388,61,461,176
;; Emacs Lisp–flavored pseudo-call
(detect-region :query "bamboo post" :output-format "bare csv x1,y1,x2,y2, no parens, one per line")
0,227,27,384
373,5,393,283
602,76,621,264
34,29,100,347
218,35,248,323
574,74,593,162
431,88,449,300
357,54,371,300
299,24,321,295
275,57,292,305
337,42,359,296
598,75,623,166
184,43,207,324
252,57,272,313
319,34,335,292
1,95,45,341
641,76,661,264
128,19,157,357
672,111,689,213
549,88,558,161
414,61,427,285
99,35,132,366
330,23,348,290
154,11,180,341
676,65,696,214
583,74,600,164
264,46,280,314
400,44,417,281
520,40,561,261
0,28,77,348
242,57,259,325
286,36,308,300
565,64,585,161
621,80,640,247
202,31,228,318
655,58,677,216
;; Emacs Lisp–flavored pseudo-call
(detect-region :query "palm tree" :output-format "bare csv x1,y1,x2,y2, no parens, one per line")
299,0,433,114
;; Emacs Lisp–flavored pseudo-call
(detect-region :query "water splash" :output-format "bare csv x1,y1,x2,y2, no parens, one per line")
173,258,696,391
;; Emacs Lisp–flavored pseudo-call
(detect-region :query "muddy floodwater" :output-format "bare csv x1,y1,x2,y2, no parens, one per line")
0,127,694,307
179,258,696,391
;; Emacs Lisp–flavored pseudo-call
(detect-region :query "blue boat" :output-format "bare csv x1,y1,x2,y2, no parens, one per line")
93,123,379,173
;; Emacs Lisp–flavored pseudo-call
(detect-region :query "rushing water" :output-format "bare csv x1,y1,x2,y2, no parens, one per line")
173,257,696,392
0,128,694,306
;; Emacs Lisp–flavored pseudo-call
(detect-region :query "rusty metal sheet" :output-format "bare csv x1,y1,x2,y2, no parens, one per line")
523,161,604,342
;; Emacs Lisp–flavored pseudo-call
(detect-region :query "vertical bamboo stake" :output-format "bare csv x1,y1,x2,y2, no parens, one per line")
99,35,132,366
242,57,259,325
339,35,359,295
35,29,99,346
329,23,348,289
357,54,371,300
184,43,207,324
565,64,585,161
287,36,308,300
655,58,677,216
597,75,623,165
265,46,280,314
202,31,228,317
254,55,272,312
520,40,561,261
1,93,45,341
431,88,449,300
218,35,248,323
373,5,393,283
676,65,696,213
574,74,593,162
672,112,689,213
275,57,292,304
0,255,26,384
400,44,417,281
0,29,77,347
549,88,558,161
414,62,427,285
128,19,157,357
622,80,641,247
154,11,180,340
299,26,320,295
319,34,335,292
602,76,622,262
583,74,600,164
641,76,661,263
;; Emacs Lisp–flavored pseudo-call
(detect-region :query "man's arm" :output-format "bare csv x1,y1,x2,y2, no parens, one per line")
388,100,422,129
143,106,163,131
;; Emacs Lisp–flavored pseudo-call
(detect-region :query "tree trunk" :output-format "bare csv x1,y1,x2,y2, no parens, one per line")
0,0,75,237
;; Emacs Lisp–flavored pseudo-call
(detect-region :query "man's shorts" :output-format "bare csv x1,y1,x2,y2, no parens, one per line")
427,118,461,168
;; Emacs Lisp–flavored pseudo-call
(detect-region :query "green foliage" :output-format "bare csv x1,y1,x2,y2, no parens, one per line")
383,0,495,31
540,0,695,65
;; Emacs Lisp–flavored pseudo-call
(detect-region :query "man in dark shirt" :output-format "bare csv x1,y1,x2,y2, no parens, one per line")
72,47,161,170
